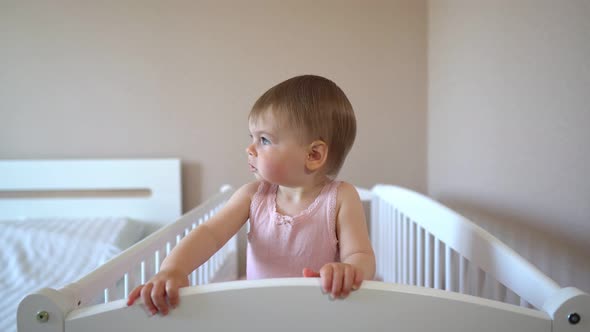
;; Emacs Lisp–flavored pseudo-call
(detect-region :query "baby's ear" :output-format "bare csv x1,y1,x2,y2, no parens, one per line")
306,140,328,172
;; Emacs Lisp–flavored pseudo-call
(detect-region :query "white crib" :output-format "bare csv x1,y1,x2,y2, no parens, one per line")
18,185,589,332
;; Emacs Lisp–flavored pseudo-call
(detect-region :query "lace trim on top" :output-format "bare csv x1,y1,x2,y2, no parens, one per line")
327,181,340,246
250,181,268,220
270,181,336,226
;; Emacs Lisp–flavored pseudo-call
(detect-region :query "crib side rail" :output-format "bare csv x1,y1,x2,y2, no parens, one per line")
64,279,551,332
370,185,561,310
67,187,234,308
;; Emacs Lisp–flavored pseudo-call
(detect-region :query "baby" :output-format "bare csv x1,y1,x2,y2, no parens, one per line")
127,74,375,316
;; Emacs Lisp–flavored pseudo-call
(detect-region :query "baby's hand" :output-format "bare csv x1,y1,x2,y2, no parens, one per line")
126,269,189,316
302,263,363,298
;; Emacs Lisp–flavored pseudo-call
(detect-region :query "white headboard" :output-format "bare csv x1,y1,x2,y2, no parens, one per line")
0,159,181,224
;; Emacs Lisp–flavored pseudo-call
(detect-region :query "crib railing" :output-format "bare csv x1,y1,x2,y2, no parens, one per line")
62,186,237,309
370,185,561,310
19,184,589,332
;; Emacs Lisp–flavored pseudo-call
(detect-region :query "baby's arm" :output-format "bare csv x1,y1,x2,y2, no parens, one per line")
336,182,375,280
304,182,375,298
127,182,259,315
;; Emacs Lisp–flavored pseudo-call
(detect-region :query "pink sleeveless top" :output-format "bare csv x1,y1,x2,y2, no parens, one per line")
246,181,341,279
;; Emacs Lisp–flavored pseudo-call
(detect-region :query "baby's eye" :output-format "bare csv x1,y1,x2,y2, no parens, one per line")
260,137,271,145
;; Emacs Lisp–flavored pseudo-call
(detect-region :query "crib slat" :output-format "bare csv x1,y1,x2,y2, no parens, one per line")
387,204,392,282
388,206,394,282
448,247,460,292
166,241,172,257
400,215,405,284
402,216,408,284
425,232,433,288
387,205,393,282
500,284,508,303
123,273,129,298
391,209,397,282
409,221,416,286
416,226,424,287
154,249,161,274
104,284,117,302
459,256,468,294
371,198,384,280
140,261,146,284
198,263,205,285
396,212,402,283
191,268,197,286
205,256,210,284
445,246,452,291
213,251,218,274
505,288,520,306
492,280,507,302
434,239,442,289
475,268,485,297
218,245,224,272
385,208,390,282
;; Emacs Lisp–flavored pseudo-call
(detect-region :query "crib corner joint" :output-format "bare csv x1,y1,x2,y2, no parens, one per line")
17,288,74,332
542,287,590,332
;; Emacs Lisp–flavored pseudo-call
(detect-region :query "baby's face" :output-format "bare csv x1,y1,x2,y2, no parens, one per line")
246,111,308,186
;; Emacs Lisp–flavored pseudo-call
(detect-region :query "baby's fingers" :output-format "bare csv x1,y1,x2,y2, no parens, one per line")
141,283,158,315
126,285,144,306
319,265,334,294
330,267,344,298
302,268,321,278
353,269,364,290
166,280,181,309
152,281,169,315
341,265,354,298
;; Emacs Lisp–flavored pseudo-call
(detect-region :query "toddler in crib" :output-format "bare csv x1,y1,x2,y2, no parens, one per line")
127,74,375,316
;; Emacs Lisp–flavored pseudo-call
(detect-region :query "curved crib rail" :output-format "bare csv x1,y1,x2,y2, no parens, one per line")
63,279,552,332
370,184,589,326
72,186,236,306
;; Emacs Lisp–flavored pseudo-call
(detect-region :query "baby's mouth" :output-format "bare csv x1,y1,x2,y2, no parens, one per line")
249,164,257,172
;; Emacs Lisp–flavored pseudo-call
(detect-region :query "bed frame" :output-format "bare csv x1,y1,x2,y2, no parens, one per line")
0,159,181,224
1,159,186,332
17,181,589,331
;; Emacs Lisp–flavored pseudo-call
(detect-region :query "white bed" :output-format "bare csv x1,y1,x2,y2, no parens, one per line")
13,162,589,332
0,159,182,332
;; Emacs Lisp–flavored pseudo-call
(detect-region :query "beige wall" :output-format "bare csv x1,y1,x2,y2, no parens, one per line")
428,0,590,291
0,0,427,211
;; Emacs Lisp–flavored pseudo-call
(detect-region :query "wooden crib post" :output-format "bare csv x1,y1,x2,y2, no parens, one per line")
17,288,73,332
543,287,589,332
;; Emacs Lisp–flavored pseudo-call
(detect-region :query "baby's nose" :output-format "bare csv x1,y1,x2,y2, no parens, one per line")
246,144,256,156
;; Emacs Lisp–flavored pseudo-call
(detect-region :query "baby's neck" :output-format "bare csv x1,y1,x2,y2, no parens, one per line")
277,177,330,203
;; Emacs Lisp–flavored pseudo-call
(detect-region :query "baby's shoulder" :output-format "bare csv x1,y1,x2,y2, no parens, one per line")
333,181,364,214
335,181,362,203
235,181,266,199
225,181,265,210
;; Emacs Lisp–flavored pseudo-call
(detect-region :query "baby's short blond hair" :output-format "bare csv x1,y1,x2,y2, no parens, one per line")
249,75,356,176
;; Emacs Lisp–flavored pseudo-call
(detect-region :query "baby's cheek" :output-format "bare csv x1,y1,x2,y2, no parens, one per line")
264,160,290,182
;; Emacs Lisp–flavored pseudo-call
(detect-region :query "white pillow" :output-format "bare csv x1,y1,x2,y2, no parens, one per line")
111,218,146,251
0,217,144,332
0,216,145,251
